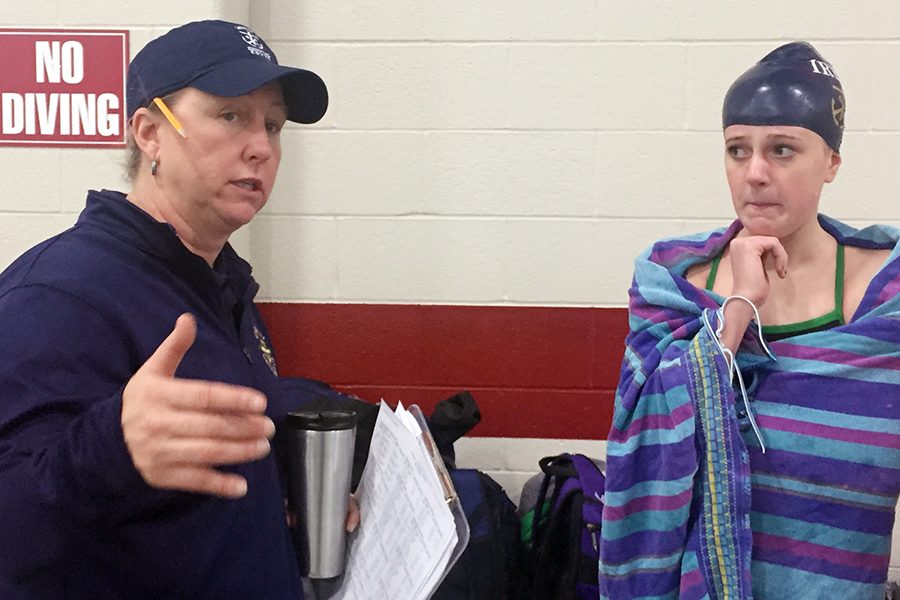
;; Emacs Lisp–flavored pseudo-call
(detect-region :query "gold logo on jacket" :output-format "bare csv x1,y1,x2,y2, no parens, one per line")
253,325,278,376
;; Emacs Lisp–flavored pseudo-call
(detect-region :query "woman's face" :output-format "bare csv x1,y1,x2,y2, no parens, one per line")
723,124,841,239
155,83,288,241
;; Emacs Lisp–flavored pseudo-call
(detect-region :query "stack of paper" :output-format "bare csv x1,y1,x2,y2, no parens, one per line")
331,402,459,600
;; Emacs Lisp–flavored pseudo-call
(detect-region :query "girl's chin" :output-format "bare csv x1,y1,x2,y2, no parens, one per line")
738,216,783,239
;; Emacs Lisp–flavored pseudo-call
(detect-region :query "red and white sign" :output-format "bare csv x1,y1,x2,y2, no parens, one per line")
0,29,128,147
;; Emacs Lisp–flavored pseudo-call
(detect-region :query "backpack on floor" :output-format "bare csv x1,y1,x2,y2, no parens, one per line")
526,453,605,600
431,468,531,600
428,392,531,600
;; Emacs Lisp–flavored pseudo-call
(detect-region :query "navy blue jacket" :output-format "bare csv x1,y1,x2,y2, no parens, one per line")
0,190,304,598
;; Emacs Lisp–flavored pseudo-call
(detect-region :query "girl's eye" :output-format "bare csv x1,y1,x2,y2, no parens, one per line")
773,144,795,157
221,112,238,122
265,120,284,135
727,145,748,159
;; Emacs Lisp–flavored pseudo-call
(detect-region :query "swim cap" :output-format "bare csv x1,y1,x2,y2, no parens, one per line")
722,42,845,152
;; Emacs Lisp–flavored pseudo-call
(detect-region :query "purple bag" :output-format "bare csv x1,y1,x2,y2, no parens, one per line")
529,453,606,600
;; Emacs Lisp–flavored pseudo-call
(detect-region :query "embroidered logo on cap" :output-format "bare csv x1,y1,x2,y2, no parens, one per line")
234,25,272,62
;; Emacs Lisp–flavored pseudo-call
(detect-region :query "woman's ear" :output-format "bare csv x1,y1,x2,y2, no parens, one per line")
130,108,162,162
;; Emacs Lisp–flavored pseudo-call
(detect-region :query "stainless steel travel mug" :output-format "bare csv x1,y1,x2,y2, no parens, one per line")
286,410,356,579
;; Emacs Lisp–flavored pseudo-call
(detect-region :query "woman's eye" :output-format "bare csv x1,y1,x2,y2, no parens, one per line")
727,146,748,159
265,120,284,135
221,112,238,122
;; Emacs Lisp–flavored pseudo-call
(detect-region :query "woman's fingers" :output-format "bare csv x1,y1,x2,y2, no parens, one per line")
345,494,360,533
153,436,271,467
122,315,274,498
159,377,267,414
156,465,250,499
148,408,275,441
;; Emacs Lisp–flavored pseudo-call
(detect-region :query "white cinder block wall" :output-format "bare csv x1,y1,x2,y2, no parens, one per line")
2,0,898,580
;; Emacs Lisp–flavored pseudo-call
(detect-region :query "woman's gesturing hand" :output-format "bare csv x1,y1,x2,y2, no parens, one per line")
122,313,275,499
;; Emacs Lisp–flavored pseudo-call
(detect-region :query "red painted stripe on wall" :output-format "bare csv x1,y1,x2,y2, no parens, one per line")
258,303,629,439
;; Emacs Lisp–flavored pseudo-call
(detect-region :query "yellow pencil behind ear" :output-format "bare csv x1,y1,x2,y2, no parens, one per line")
152,97,186,138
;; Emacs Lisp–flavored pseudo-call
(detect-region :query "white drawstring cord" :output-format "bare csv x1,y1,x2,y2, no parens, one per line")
702,295,773,453
717,295,776,363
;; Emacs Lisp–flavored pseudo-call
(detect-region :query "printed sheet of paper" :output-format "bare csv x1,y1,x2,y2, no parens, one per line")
332,402,458,600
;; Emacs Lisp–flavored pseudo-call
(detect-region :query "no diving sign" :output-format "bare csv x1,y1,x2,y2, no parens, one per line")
0,29,128,147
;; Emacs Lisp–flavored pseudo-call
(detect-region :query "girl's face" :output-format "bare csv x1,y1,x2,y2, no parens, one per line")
723,125,841,239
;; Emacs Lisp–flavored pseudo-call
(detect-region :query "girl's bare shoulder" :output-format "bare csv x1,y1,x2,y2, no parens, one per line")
684,261,713,290
843,245,893,319
845,246,892,283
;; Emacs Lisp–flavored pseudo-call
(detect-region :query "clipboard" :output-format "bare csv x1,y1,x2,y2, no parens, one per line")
324,401,471,600
406,404,471,589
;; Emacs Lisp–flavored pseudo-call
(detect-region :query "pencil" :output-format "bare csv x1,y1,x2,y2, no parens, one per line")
152,97,186,138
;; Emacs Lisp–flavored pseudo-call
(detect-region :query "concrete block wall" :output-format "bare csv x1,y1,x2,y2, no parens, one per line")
246,6,900,578
250,3,900,308
1,0,898,581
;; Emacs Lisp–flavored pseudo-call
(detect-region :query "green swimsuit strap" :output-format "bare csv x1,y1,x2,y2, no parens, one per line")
833,242,846,320
705,244,844,314
760,243,846,336
705,253,722,291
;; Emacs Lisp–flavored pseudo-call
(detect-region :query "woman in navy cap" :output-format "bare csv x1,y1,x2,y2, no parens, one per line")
600,43,899,599
0,20,352,599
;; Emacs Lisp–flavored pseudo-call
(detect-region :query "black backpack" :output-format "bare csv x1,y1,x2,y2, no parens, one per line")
431,468,530,600
524,453,605,600
428,392,531,600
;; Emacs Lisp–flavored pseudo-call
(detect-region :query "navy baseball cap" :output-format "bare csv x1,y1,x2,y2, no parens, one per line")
723,42,845,152
127,20,327,124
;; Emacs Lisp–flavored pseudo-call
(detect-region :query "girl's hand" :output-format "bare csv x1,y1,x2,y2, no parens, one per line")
728,235,789,306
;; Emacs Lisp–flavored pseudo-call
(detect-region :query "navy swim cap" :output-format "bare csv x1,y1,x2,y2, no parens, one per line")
722,42,845,152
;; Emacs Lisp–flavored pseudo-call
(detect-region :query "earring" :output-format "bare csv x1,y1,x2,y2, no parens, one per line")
150,159,159,176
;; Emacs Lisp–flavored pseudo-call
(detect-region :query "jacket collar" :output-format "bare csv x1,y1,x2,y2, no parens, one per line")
78,189,256,298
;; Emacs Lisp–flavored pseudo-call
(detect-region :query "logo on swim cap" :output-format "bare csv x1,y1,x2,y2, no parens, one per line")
831,85,845,129
722,41,845,152
808,59,838,79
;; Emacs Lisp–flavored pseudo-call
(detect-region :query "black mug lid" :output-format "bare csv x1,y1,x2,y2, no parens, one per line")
286,410,357,431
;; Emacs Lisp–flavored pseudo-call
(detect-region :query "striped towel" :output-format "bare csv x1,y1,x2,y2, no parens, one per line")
599,216,900,600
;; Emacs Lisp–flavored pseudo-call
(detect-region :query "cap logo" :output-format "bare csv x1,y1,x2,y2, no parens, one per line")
831,85,845,129
234,25,272,62
809,59,837,79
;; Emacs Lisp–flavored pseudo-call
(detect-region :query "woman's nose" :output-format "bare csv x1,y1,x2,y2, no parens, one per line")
244,122,275,162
